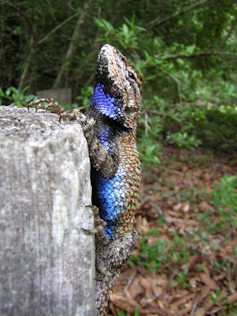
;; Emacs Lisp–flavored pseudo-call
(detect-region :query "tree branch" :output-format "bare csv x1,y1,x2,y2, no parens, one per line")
6,1,33,29
37,11,83,45
159,67,182,104
219,15,237,49
52,2,89,88
158,51,237,60
148,0,210,29
18,34,35,91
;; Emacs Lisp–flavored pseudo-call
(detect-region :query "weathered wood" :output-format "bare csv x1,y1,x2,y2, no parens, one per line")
0,106,95,316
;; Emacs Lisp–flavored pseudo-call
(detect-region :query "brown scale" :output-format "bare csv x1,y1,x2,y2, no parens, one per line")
110,131,141,239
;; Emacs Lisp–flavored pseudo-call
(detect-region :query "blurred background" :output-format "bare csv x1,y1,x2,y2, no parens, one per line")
1,1,237,315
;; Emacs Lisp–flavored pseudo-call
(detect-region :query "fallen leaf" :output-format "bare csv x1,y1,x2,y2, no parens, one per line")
189,276,200,288
221,292,237,305
199,201,214,211
151,284,163,298
173,203,183,212
178,303,193,315
206,185,212,193
181,255,200,271
213,273,226,281
168,290,189,303
139,275,153,293
124,290,141,307
110,294,135,314
111,293,175,315
198,285,210,301
171,293,196,307
140,297,156,308
199,273,216,290
181,202,190,213
129,276,143,298
194,307,205,316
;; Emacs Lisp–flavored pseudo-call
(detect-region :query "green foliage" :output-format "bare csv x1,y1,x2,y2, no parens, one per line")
0,86,37,106
118,306,139,316
94,16,146,49
138,137,162,169
172,269,189,289
196,262,206,271
167,131,202,150
211,175,237,228
137,237,169,271
222,301,237,315
1,0,237,155
75,86,94,110
210,287,222,304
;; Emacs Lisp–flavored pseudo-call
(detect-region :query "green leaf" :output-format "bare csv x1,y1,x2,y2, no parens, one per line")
186,44,196,55
0,87,5,97
161,53,170,59
21,86,29,94
136,26,146,31
104,20,114,31
5,88,11,96
146,74,157,80
10,87,19,94
122,24,129,37
134,306,140,316
25,94,36,103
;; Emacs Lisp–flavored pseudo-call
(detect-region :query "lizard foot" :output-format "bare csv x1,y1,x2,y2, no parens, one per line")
96,229,139,277
28,98,65,114
28,98,93,127
82,205,109,245
59,108,87,124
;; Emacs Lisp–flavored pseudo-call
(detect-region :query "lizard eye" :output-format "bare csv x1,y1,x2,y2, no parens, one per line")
128,72,136,80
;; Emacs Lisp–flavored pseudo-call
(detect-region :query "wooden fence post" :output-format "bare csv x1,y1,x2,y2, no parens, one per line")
0,106,96,316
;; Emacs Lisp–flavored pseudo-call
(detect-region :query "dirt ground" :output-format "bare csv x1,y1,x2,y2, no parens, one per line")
108,146,237,316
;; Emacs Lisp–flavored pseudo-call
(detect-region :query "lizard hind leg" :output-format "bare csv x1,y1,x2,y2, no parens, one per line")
82,205,112,282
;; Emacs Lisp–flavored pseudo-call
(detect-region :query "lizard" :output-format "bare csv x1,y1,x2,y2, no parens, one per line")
28,44,142,315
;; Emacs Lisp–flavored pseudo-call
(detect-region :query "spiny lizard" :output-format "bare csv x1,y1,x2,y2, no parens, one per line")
29,44,142,315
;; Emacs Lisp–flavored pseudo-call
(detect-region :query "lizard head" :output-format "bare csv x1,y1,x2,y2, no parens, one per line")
90,44,142,130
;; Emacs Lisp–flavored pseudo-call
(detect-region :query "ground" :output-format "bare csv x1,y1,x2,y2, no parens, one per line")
108,146,237,316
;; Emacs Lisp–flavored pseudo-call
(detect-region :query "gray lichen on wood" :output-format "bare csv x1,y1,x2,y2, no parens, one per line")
0,106,95,316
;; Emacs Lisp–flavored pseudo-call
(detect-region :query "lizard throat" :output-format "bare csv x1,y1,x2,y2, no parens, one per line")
90,82,125,124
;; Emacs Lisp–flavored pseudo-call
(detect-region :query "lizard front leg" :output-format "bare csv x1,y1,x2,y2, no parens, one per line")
60,108,119,178
28,98,65,114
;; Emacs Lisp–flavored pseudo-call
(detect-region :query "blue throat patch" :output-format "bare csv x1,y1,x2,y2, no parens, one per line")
90,83,124,122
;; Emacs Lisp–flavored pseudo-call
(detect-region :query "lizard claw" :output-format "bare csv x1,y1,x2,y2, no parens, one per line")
82,205,107,235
